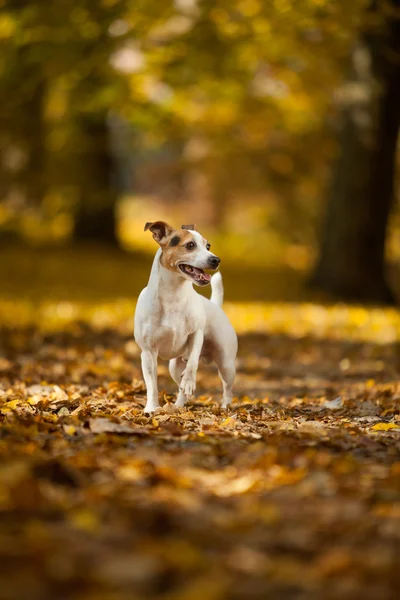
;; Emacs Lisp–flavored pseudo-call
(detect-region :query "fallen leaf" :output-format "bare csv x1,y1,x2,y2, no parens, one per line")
220,416,237,427
63,424,77,436
298,421,328,435
371,422,400,432
323,397,343,410
89,418,148,435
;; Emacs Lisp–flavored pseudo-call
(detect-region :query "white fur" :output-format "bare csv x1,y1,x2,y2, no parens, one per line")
134,237,238,413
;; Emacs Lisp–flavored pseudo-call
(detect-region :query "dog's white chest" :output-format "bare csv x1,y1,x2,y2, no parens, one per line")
135,290,201,360
156,303,200,359
156,324,190,360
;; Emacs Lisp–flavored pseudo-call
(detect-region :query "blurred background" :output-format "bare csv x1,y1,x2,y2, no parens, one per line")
0,0,399,317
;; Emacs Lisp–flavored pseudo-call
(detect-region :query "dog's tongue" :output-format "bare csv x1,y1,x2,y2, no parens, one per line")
192,267,211,282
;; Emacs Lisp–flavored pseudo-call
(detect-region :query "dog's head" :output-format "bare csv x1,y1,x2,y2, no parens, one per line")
144,221,220,286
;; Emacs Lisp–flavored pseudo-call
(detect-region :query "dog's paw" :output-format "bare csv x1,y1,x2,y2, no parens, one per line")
144,402,160,414
221,396,232,410
175,390,187,408
174,394,187,408
180,374,196,397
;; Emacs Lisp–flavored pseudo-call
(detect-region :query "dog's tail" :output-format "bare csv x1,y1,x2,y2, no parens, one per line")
210,271,224,307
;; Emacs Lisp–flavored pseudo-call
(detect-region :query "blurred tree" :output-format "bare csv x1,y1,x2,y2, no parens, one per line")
128,0,366,233
0,0,128,245
0,0,376,252
311,0,400,303
72,113,118,245
0,17,47,240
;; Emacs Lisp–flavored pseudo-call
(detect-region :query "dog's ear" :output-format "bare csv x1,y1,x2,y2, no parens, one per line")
144,221,174,244
181,224,196,230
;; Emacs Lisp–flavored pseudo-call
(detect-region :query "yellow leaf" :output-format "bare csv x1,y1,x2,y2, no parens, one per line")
63,425,76,436
6,400,20,410
28,396,41,405
372,422,399,431
220,416,236,427
152,418,159,427
42,412,58,423
0,15,16,39
70,509,99,532
242,395,253,404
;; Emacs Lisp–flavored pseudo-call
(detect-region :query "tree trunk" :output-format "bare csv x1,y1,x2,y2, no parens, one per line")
24,78,47,209
311,1,400,304
73,115,119,245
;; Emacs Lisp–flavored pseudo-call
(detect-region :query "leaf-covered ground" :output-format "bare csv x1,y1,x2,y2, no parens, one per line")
1,313,400,600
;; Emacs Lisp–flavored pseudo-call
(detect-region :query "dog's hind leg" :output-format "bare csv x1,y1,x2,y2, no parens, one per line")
215,353,236,409
169,357,187,407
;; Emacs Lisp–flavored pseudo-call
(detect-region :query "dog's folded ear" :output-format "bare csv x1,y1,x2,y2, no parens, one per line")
144,221,174,243
181,224,196,230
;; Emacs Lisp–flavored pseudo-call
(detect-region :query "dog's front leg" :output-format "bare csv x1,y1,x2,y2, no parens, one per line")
180,330,204,398
141,350,159,413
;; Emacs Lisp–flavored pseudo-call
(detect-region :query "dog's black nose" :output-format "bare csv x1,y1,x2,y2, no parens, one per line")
208,256,220,269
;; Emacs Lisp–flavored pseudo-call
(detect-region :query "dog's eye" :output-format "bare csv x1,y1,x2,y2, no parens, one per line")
185,241,196,250
206,243,211,250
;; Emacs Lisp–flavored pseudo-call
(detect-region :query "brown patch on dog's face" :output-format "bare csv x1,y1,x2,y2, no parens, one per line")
160,229,197,271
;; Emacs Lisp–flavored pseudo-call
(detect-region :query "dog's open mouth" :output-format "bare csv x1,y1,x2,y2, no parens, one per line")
179,264,211,285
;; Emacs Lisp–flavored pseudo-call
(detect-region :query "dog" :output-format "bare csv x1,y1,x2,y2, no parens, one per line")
134,221,237,413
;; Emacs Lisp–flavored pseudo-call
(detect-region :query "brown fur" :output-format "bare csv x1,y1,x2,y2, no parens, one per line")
144,221,173,243
160,229,197,272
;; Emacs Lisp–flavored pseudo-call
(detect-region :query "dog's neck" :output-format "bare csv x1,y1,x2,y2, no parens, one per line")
148,248,193,301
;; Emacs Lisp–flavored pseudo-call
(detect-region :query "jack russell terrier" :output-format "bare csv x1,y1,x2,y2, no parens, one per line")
134,221,237,413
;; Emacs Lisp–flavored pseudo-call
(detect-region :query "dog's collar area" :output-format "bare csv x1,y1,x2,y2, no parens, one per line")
179,264,211,285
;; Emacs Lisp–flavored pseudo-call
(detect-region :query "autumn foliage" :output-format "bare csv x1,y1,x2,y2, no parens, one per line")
1,304,400,599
